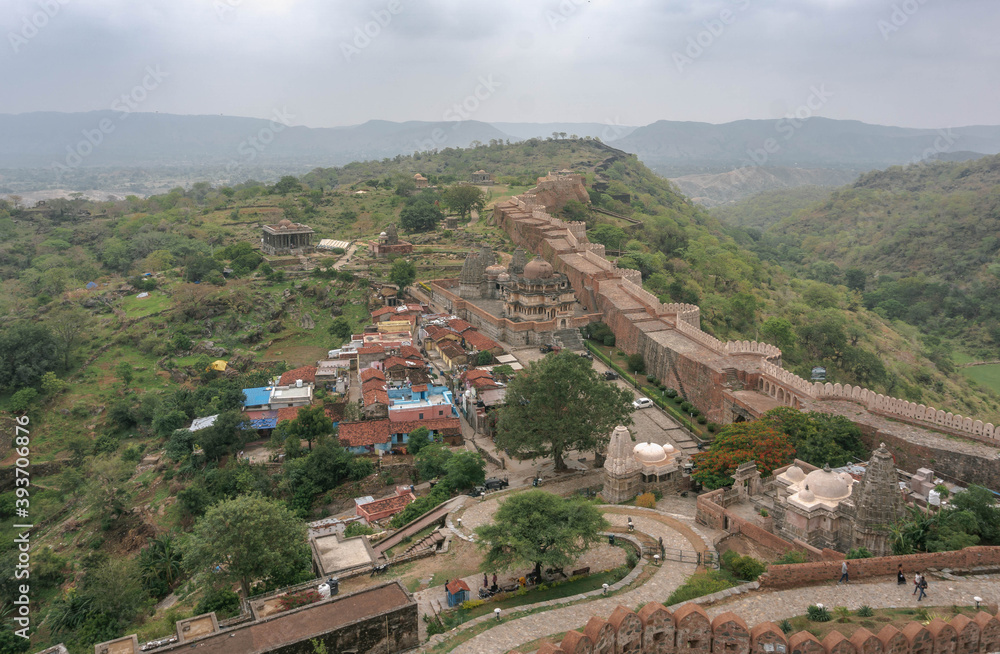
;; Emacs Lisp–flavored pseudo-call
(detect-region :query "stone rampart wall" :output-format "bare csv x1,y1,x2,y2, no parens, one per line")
759,546,1000,587
518,600,1000,654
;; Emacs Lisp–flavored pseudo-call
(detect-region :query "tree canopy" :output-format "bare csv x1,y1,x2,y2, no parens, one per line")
0,322,60,391
442,184,486,221
389,258,416,290
494,351,634,471
182,494,311,601
399,199,444,232
691,421,796,490
475,490,608,580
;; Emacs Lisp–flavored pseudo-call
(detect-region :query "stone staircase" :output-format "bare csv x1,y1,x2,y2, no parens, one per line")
553,328,585,351
399,528,446,558
723,367,743,390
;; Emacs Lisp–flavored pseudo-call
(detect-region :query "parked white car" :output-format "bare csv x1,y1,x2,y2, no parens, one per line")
632,397,654,409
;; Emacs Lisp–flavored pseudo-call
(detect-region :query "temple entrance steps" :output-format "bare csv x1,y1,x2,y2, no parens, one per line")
554,328,585,351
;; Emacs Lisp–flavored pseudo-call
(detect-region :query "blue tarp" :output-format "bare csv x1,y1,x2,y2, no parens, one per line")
248,418,277,430
242,387,272,407
85,281,97,289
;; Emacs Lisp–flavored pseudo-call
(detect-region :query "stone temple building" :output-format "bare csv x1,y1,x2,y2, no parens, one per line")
603,425,689,503
370,223,414,258
261,219,315,255
733,443,905,556
458,247,577,329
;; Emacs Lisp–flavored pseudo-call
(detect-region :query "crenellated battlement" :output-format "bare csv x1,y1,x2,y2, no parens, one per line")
517,600,1000,654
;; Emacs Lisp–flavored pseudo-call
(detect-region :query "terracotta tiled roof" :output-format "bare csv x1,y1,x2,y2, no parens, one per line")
338,417,461,447
462,369,494,382
425,325,459,341
439,342,466,359
338,421,393,447
357,345,385,355
447,318,474,333
360,368,386,382
463,330,500,352
243,410,278,421
399,345,423,360
410,384,428,392
446,579,470,595
371,306,398,318
324,402,346,423
357,492,415,518
362,385,390,406
470,376,500,390
276,405,306,423
384,356,423,371
278,366,317,386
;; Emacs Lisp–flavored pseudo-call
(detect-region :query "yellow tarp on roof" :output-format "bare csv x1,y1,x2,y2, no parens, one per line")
209,360,227,371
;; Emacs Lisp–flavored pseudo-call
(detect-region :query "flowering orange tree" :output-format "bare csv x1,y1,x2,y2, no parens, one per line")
691,422,795,490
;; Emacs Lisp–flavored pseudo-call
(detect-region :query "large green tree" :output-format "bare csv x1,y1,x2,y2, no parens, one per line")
494,351,633,470
0,323,60,390
399,201,444,233
285,403,333,451
389,258,416,291
47,306,93,369
183,494,311,602
442,184,486,221
475,490,608,580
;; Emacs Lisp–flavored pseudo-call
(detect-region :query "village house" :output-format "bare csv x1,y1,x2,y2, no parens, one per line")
338,417,461,454
355,486,417,522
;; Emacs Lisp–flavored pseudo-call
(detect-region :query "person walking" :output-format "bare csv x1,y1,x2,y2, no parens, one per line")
917,575,928,601
913,572,922,595
491,573,497,589
838,560,849,584
483,573,488,588
897,564,906,585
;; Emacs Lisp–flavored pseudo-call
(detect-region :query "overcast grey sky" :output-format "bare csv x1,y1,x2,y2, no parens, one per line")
2,0,997,129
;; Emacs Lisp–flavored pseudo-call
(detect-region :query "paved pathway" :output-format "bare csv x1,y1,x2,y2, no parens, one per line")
443,510,703,654
706,576,1000,626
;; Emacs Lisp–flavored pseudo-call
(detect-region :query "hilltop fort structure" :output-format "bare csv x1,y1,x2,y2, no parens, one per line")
261,219,315,255
462,164,1000,490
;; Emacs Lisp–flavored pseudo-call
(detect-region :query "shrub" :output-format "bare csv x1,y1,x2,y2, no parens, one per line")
344,523,375,538
278,589,322,611
697,416,707,424
834,606,851,622
461,599,485,610
857,605,874,617
707,423,719,433
807,605,831,622
779,619,793,634
665,389,678,398
759,509,769,518
721,550,766,581
665,570,737,605
680,401,693,412
603,335,615,346
8,388,38,413
635,492,657,509
846,547,873,559
196,587,241,619
773,550,809,565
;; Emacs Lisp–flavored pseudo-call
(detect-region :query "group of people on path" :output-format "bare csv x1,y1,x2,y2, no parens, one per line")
838,562,929,601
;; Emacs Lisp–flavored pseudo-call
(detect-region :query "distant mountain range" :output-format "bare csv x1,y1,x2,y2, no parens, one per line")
2,112,999,198
614,118,1000,177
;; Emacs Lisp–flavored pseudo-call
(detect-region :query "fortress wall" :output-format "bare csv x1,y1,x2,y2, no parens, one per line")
759,546,1000,587
493,177,1000,478
517,600,1000,654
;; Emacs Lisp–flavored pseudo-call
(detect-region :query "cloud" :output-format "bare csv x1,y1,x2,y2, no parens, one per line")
0,0,997,128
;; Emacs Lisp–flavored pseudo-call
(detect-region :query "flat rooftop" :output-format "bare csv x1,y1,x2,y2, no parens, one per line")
312,533,376,577
151,582,412,654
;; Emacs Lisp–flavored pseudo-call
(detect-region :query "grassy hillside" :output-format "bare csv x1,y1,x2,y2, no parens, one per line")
1,139,997,651
710,186,836,229
725,154,1000,358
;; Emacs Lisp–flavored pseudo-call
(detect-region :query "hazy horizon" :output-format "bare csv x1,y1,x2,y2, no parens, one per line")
2,0,998,131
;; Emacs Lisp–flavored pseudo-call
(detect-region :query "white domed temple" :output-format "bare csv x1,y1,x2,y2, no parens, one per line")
603,425,690,503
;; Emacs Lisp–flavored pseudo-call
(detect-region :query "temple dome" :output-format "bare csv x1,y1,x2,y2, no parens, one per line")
798,488,816,503
497,272,510,282
803,466,852,500
523,256,554,280
485,264,506,278
278,219,293,227
785,465,806,482
633,442,667,464
663,443,675,454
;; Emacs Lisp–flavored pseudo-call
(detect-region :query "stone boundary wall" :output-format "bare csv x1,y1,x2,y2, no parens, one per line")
696,489,830,562
516,599,1000,654
759,546,1000,588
